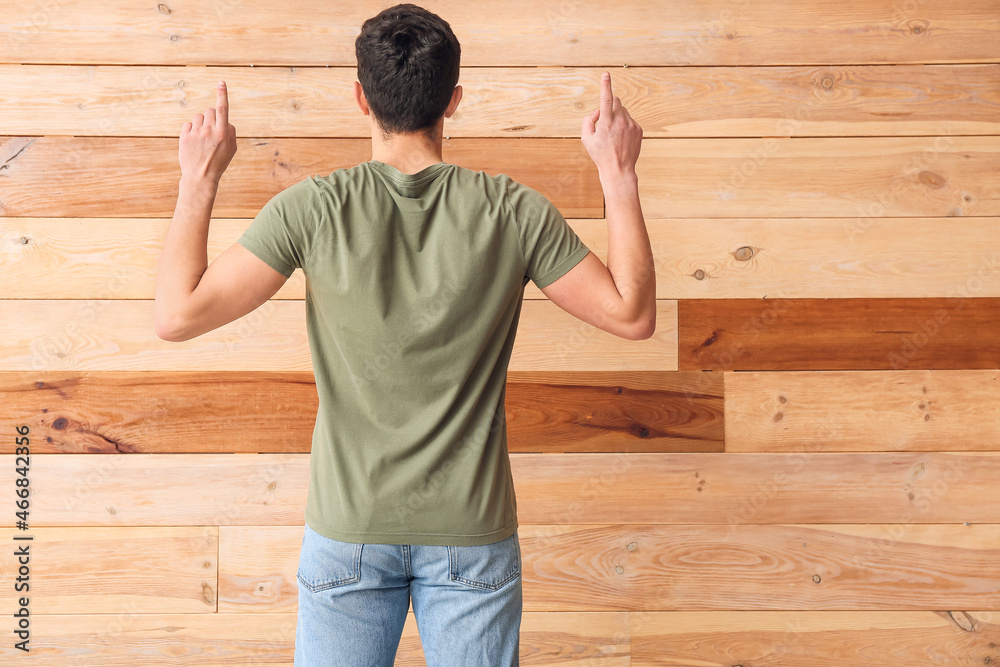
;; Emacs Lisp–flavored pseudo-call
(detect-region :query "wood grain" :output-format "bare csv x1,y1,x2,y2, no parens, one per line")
678,297,1000,370
725,369,1000,452
0,371,722,454
3,64,998,137
5,136,997,219
0,136,601,218
0,527,216,614
0,300,677,372
1,0,997,66
216,523,1000,612
8,217,1000,301
4,452,997,527
0,611,629,665
638,136,1000,219
630,610,1000,666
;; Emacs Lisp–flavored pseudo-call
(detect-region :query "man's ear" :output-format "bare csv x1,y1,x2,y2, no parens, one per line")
353,81,370,116
444,85,463,118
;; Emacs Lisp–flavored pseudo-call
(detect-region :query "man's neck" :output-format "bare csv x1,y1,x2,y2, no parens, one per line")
370,121,446,175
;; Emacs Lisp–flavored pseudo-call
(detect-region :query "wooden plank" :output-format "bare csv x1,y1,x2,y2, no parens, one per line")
0,136,601,218
1,0,997,66
522,524,1000,611
637,136,1000,219
0,611,629,665
678,297,1000,371
217,524,1000,612
0,300,677,371
3,64,998,138
5,136,998,220
630,611,1000,666
725,370,1000,452
5,452,998,527
0,527,216,614
9,217,1000,301
0,371,722,454
636,136,1000,219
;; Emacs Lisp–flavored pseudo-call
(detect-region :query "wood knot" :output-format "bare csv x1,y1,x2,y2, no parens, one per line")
18,236,31,244
638,427,650,438
948,611,975,632
820,76,834,90
918,171,946,189
615,566,624,574
158,3,172,14
693,269,706,280
778,395,787,404
170,34,179,42
627,542,637,552
734,246,754,261
812,574,822,583
52,417,69,430
773,411,784,422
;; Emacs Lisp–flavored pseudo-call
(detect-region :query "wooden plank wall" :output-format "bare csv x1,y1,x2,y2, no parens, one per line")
2,0,999,663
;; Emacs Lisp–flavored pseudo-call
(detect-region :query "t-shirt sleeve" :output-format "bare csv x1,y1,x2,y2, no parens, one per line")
505,179,591,289
237,178,320,278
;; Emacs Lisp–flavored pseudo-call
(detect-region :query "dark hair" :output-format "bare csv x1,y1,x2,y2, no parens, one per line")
355,4,461,135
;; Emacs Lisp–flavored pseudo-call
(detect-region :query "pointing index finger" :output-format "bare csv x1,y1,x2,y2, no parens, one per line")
599,71,613,121
216,81,229,126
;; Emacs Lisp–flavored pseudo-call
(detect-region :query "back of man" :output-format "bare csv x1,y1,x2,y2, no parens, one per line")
155,3,652,665
237,158,588,547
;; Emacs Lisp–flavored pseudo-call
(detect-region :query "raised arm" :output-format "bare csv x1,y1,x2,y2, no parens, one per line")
539,71,655,340
154,82,288,342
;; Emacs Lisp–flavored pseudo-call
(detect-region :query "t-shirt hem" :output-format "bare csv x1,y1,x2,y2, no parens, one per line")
237,234,296,278
533,244,591,289
304,511,518,546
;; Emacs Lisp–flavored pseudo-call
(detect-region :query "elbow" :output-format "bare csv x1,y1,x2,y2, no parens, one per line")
622,316,656,340
153,306,192,343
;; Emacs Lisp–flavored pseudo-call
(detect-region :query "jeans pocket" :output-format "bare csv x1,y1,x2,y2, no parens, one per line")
447,531,521,591
296,525,363,593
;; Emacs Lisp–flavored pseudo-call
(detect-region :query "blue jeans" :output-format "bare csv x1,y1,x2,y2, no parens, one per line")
294,524,522,666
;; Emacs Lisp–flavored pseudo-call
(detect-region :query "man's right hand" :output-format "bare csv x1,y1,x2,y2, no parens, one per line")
580,72,643,180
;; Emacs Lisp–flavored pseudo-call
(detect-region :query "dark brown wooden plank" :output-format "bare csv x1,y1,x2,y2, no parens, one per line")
0,137,601,218
0,371,722,454
679,297,1000,371
1,0,997,66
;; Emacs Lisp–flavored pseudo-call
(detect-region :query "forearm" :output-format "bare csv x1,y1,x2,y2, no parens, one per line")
154,176,219,339
602,170,655,327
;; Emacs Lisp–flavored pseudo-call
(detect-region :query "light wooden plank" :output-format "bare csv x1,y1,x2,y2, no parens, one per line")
5,452,998,527
0,136,601,218
0,527,216,614
637,136,1000,218
630,611,1000,666
678,297,1000,371
0,371,722,454
1,0,997,66
0,300,677,371
5,136,997,220
3,64,998,137
0,611,629,665
522,524,1000,611
725,370,1000,452
217,524,1000,612
8,217,1000,300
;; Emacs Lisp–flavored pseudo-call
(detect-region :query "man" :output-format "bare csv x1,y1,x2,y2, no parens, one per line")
155,4,652,665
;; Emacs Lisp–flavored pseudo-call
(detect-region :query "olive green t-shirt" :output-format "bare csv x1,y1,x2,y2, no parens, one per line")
237,160,589,546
